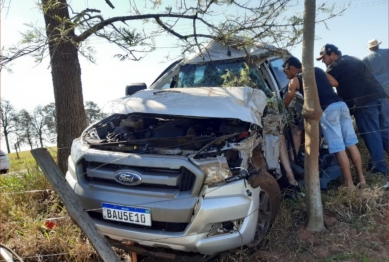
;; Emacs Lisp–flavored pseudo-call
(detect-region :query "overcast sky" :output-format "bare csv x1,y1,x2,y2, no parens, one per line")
1,0,388,152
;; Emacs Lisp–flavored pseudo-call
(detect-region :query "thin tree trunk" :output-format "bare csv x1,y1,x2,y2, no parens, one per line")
27,132,34,149
14,144,20,159
4,131,10,153
39,133,44,148
42,0,87,174
301,0,325,231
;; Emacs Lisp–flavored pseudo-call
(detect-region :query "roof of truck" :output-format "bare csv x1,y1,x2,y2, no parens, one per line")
185,41,290,63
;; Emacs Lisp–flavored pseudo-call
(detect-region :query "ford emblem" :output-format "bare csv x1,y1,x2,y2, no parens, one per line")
114,171,142,186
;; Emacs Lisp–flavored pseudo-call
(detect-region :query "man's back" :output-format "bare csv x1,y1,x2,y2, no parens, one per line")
312,67,341,109
363,48,389,93
327,55,386,107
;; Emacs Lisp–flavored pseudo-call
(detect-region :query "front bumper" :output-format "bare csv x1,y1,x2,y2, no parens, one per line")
66,171,259,255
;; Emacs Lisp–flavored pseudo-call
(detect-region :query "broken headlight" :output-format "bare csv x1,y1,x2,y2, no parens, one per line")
189,155,233,186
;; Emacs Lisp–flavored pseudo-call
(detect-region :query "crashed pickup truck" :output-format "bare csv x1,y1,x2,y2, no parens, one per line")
66,41,299,256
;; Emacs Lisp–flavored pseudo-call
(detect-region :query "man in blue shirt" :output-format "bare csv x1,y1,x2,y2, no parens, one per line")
317,44,388,188
362,39,388,96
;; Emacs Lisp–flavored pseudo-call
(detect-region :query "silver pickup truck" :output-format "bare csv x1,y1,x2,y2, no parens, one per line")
66,41,298,256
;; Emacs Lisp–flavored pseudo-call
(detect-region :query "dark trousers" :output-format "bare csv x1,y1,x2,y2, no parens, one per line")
354,99,389,174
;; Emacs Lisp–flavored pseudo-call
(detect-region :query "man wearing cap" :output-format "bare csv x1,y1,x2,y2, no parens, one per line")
283,56,366,188
316,44,388,186
362,39,388,96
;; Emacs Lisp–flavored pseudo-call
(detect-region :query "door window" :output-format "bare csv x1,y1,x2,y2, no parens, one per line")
269,58,289,90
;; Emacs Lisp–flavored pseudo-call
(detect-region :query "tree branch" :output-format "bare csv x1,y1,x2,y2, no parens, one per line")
105,0,115,9
72,8,101,23
75,13,215,42
1,41,48,69
155,17,213,41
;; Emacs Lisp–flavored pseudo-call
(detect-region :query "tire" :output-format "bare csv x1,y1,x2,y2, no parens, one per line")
248,172,281,247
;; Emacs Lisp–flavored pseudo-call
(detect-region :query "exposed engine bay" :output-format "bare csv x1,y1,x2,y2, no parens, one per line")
82,113,268,173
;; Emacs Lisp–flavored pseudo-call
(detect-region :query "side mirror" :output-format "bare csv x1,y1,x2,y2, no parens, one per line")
125,83,147,96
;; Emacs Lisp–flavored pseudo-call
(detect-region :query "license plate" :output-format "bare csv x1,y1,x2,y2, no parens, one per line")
102,203,152,226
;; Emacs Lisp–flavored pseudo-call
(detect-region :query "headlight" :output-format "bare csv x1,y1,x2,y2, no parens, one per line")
70,138,89,163
67,155,76,180
189,155,233,186
70,138,82,163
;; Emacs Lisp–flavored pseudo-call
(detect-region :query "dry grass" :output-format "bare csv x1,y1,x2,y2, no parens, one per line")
215,136,388,262
1,143,387,262
216,171,388,262
0,164,102,261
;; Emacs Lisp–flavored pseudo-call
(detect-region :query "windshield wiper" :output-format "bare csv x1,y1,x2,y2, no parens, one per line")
153,90,182,95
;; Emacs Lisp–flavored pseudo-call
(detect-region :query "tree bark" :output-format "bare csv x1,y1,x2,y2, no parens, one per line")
4,131,10,153
42,0,87,174
301,0,325,231
40,138,44,148
14,144,20,159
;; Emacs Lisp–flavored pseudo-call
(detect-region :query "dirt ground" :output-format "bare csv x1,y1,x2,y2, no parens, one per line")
143,184,388,262
255,215,388,262
214,185,388,262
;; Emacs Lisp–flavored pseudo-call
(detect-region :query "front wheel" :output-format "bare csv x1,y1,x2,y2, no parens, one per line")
248,172,281,247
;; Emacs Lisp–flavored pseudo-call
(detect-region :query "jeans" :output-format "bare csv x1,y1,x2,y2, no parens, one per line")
320,102,358,154
354,99,389,174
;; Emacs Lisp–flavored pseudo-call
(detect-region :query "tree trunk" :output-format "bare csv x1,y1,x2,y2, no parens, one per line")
42,0,87,174
39,132,44,148
14,144,20,159
27,131,34,150
4,131,10,153
301,0,325,231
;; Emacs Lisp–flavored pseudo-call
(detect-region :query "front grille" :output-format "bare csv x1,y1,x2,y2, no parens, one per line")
179,168,196,191
88,211,188,232
82,161,196,192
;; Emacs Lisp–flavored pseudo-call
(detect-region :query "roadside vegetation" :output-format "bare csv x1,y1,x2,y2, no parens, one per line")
1,145,387,262
7,148,57,173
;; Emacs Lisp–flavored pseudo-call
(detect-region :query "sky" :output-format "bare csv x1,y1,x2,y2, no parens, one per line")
1,0,388,152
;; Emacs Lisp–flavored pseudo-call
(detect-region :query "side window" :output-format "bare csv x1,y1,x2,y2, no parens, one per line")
269,58,289,89
156,75,178,89
159,78,174,89
150,67,181,90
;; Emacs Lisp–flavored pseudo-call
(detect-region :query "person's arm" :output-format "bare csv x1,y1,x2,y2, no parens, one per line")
325,73,338,87
283,77,299,107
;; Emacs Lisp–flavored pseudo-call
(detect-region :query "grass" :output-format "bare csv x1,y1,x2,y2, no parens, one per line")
7,147,57,172
1,150,102,262
1,145,388,262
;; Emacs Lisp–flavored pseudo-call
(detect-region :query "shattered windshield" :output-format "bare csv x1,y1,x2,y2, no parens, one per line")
177,60,273,97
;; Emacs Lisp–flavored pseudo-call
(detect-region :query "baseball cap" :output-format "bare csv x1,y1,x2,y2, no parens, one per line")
316,44,340,61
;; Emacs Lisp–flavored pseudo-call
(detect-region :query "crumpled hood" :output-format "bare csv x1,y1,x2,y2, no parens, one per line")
102,87,268,127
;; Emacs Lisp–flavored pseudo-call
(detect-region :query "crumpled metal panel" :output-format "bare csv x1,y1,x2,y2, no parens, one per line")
262,114,286,135
263,134,281,171
102,87,268,127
